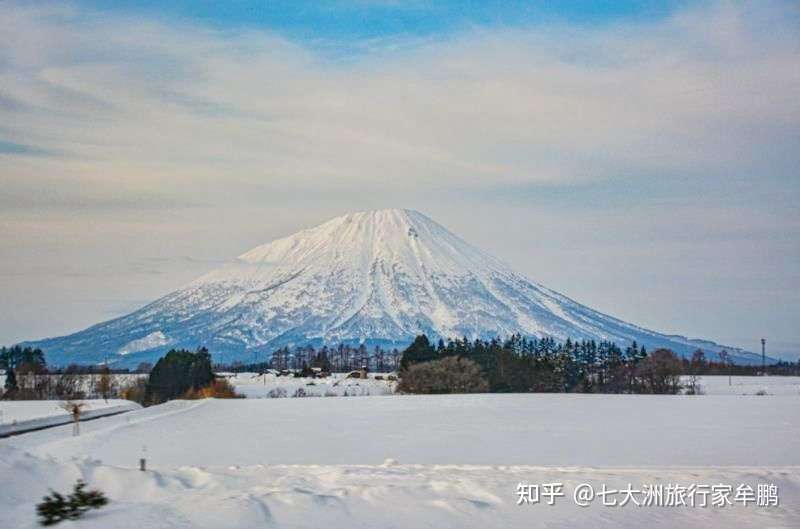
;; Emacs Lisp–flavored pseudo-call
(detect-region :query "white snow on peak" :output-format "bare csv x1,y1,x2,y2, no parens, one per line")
231,209,504,273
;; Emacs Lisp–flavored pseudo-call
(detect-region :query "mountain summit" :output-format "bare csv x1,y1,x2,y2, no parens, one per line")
26,209,761,366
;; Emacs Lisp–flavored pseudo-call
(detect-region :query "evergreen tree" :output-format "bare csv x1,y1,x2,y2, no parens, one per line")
0,345,45,370
399,335,437,370
145,348,214,404
3,366,18,396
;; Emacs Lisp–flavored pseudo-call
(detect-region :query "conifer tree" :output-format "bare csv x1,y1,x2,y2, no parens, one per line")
3,366,18,397
145,348,214,404
399,335,437,370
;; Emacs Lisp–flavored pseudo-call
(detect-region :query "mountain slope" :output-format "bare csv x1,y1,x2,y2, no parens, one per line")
24,209,764,366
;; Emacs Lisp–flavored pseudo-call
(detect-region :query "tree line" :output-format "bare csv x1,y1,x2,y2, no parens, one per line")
3,338,798,402
399,334,720,395
218,343,403,373
1,346,128,401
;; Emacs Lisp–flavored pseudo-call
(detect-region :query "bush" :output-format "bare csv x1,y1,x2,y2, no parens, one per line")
183,378,243,399
119,377,148,404
36,480,108,526
398,356,489,394
634,349,682,394
267,387,288,398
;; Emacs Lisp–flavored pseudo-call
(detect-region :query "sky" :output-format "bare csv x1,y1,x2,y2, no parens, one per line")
1,0,799,359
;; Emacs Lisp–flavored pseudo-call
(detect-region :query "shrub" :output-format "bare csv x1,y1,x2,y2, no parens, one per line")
36,480,108,526
183,378,243,399
398,356,489,394
120,377,148,404
267,387,288,398
634,349,682,394
684,383,705,395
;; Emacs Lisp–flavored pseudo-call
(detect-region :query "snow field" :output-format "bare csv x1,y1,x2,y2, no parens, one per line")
2,392,799,528
2,444,797,529
6,393,799,467
688,375,800,395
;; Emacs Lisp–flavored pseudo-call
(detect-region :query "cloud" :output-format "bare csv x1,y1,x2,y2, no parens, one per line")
0,140,56,157
0,0,797,210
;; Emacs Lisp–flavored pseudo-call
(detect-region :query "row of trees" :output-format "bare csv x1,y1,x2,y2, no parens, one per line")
3,367,119,401
5,338,799,402
0,345,46,370
2,346,123,400
1,345,153,374
221,344,403,373
399,334,685,394
682,349,800,376
0,346,233,404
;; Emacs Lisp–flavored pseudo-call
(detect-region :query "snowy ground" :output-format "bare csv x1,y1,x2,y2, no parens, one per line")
225,371,396,398
0,400,141,437
1,393,798,528
228,373,800,398
688,375,800,395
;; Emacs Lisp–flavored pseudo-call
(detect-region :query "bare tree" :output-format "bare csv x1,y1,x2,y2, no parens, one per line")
54,365,85,400
94,368,116,401
634,349,682,394
60,401,87,436
398,356,489,394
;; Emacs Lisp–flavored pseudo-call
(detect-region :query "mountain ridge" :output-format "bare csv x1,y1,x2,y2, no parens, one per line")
22,209,766,366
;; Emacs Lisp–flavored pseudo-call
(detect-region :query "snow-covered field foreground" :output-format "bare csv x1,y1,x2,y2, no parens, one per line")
2,394,798,528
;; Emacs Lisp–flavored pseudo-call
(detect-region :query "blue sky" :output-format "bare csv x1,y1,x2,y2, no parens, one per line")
71,1,701,64
79,1,686,39
1,1,799,359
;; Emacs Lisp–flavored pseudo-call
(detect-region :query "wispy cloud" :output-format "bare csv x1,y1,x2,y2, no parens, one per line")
1,0,797,208
0,140,56,157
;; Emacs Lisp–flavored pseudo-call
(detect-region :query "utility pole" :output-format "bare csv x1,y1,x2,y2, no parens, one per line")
761,338,766,376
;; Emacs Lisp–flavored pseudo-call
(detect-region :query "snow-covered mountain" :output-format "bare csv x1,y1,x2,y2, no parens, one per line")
24,209,764,366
